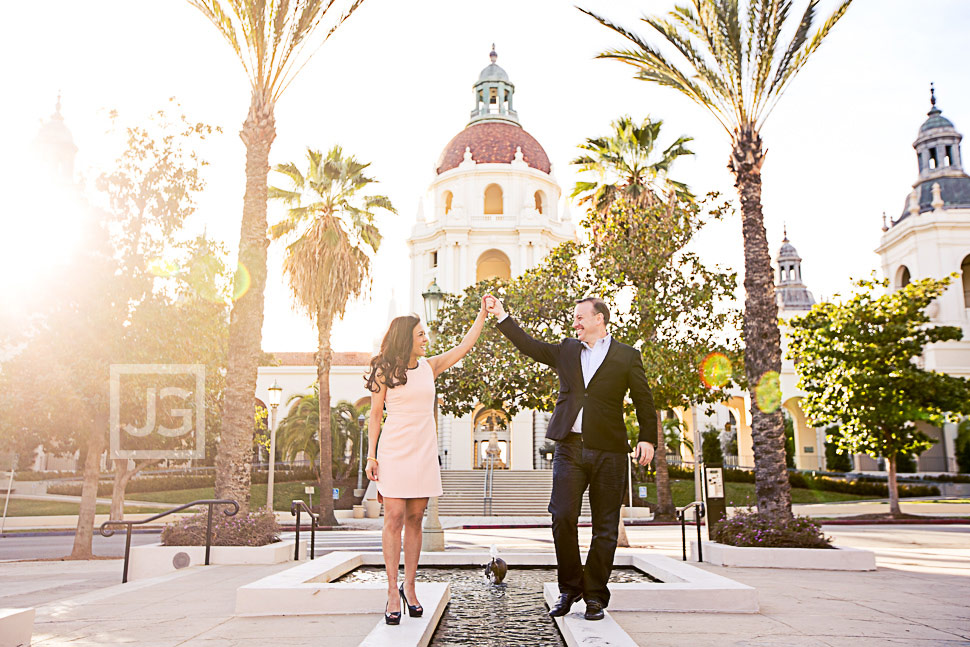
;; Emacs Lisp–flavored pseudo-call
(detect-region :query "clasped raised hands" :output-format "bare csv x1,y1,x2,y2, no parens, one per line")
483,294,506,318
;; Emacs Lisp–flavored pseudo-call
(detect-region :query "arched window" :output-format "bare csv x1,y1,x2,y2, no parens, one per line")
897,265,911,289
962,255,970,307
443,191,453,215
484,184,503,215
476,249,511,282
534,190,545,215
473,408,510,469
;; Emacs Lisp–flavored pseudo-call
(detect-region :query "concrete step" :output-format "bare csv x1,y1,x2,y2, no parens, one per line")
439,470,592,516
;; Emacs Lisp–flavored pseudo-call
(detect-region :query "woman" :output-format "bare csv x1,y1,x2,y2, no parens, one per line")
364,298,487,624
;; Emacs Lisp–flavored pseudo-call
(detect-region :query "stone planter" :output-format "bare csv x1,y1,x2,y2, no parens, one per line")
127,540,306,581
0,607,33,647
352,505,365,519
365,499,382,518
691,540,876,570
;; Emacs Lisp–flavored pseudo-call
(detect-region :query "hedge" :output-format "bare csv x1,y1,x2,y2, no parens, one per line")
660,465,940,498
48,467,318,497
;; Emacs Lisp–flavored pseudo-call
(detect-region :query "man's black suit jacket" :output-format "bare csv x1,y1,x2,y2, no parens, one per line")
497,316,658,454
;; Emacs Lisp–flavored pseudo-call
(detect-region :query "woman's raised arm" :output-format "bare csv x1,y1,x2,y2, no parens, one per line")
427,297,488,378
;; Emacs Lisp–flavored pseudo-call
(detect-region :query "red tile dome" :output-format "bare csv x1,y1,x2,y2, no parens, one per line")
436,122,551,175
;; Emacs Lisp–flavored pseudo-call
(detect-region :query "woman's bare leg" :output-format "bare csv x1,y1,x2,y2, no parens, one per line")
382,497,406,613
402,497,429,608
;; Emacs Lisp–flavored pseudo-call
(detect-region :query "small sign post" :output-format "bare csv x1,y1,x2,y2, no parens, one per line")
703,464,727,539
638,485,648,499
304,485,315,510
332,487,340,501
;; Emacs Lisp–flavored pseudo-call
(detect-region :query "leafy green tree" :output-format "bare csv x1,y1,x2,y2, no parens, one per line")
585,198,741,520
787,276,970,516
702,428,724,466
269,146,394,524
824,427,852,473
187,0,368,513
957,420,970,474
275,390,370,480
571,115,693,214
433,243,595,418
583,0,854,519
783,412,795,469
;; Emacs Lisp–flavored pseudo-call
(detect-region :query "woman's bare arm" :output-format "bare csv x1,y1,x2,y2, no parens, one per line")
427,297,488,378
364,377,387,481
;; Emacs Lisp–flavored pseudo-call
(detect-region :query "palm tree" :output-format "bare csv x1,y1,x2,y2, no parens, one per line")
581,0,853,517
571,114,693,214
276,391,369,480
187,0,367,512
269,146,395,524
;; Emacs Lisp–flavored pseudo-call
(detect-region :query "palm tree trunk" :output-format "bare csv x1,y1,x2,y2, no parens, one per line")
70,409,107,559
887,454,902,518
654,415,676,520
214,93,276,514
316,310,339,526
729,126,792,519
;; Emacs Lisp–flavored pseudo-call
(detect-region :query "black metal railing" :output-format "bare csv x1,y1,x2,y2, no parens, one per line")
100,499,239,583
676,500,705,563
290,499,318,560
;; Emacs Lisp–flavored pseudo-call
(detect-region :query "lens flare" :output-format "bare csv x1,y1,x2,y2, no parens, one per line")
699,352,732,388
232,262,251,301
755,371,782,413
147,258,180,278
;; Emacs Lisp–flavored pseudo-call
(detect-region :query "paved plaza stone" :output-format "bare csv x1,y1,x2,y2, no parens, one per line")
2,524,968,646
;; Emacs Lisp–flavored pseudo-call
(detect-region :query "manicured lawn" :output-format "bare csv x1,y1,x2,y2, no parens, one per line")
127,481,320,512
664,479,877,508
2,499,168,517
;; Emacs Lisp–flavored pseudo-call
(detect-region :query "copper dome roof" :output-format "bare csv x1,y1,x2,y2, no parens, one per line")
436,122,551,175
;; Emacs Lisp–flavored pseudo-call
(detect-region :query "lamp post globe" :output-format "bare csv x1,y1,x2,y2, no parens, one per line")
421,280,444,325
266,380,283,511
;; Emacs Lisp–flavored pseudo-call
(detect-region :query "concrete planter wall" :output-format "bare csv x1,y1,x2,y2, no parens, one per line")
127,540,306,581
0,607,34,647
691,540,876,570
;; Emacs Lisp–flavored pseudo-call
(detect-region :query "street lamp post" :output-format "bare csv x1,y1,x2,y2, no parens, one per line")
266,380,283,511
421,280,446,551
354,414,366,497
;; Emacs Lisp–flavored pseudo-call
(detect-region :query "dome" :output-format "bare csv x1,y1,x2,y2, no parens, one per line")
436,122,551,175
919,107,954,134
777,241,799,260
478,63,509,83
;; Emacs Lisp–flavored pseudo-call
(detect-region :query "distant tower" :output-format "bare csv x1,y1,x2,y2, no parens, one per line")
875,84,970,473
33,93,78,183
775,227,816,315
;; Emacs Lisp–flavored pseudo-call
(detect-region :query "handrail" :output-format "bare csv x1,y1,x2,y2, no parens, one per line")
676,500,705,563
482,455,494,516
290,499,318,560
100,499,239,583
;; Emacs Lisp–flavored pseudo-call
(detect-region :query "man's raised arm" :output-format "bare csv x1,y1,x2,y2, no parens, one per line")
486,295,560,368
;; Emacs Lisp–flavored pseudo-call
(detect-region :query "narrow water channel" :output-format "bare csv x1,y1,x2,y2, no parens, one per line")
335,566,659,646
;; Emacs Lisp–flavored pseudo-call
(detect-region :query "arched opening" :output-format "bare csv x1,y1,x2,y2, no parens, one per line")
534,190,545,215
443,190,453,215
484,184,503,215
962,255,970,307
473,408,510,469
476,249,511,282
897,265,911,289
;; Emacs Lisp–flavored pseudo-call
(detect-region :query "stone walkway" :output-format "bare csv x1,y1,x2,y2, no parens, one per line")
3,524,968,646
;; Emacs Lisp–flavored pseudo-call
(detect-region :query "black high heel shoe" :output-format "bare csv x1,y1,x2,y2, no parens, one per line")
399,583,424,618
384,601,401,625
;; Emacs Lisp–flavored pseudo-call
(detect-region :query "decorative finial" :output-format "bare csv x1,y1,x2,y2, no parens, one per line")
782,223,789,243
881,211,888,232
489,43,497,64
55,90,63,117
930,82,936,107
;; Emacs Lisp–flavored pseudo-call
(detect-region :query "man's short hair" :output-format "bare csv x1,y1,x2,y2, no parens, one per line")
576,297,610,325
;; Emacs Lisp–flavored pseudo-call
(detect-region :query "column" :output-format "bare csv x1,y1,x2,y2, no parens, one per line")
441,242,454,293
458,243,468,290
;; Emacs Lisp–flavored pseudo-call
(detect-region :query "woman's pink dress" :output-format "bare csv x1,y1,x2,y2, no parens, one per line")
376,358,442,499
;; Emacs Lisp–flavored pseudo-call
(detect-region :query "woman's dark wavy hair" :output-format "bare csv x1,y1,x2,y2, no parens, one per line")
364,314,421,392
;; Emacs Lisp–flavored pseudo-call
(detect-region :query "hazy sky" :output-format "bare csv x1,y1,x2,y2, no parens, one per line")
4,0,969,354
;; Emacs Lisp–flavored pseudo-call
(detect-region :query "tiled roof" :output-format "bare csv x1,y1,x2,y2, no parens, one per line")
436,122,551,174
268,351,371,367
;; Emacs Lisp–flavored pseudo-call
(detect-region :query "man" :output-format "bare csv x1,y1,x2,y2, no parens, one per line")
484,295,657,621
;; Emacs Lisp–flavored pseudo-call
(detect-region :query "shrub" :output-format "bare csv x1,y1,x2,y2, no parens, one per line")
12,470,80,481
48,467,319,496
711,510,832,549
701,429,724,466
160,508,280,547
